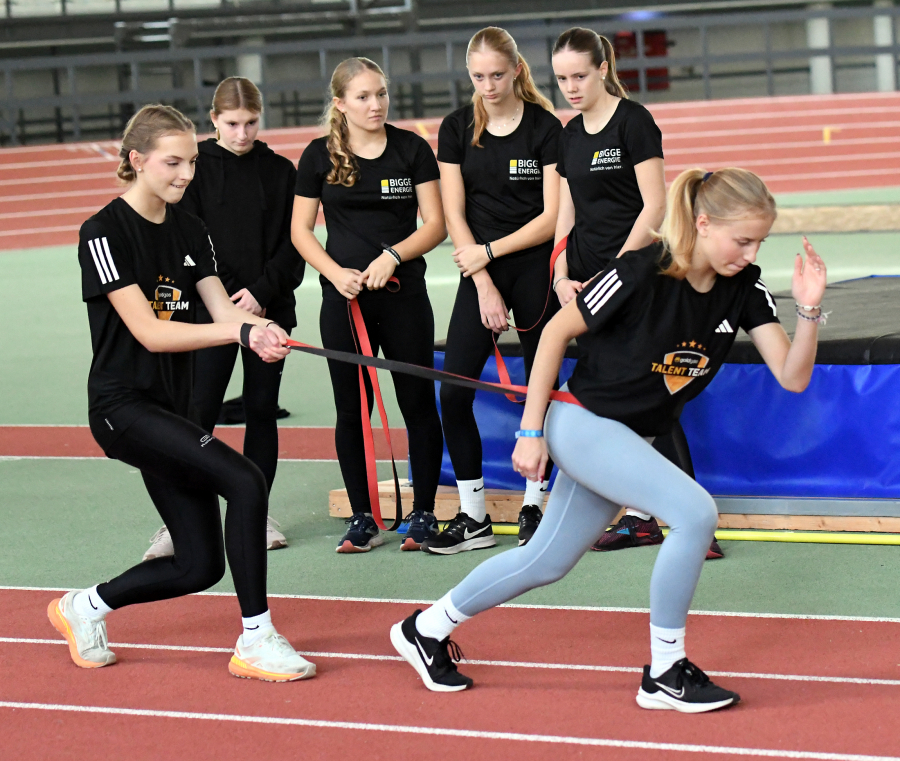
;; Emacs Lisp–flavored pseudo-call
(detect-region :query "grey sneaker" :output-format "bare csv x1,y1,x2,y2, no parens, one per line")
266,516,288,550
229,630,316,682
47,591,116,669
142,526,174,562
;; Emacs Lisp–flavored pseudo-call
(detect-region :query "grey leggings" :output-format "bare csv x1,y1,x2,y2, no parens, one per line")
449,400,719,629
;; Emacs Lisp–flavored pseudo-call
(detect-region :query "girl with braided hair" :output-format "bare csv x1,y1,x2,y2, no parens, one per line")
292,58,447,553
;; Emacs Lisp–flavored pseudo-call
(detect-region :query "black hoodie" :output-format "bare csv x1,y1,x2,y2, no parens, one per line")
180,138,304,328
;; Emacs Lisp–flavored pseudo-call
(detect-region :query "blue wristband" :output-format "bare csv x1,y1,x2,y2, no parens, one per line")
515,429,544,438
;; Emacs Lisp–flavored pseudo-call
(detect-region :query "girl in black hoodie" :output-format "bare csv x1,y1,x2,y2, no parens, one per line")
141,77,304,562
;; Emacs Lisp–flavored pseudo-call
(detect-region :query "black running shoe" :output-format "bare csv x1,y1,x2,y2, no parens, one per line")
390,610,473,692
636,658,740,713
706,538,724,560
336,514,383,554
517,505,543,547
591,514,664,552
400,509,439,551
421,513,496,555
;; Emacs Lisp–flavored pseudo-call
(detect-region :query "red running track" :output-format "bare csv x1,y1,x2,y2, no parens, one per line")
2,92,900,251
1,588,900,760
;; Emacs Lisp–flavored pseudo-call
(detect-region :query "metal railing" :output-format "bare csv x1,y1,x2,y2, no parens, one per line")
3,2,900,144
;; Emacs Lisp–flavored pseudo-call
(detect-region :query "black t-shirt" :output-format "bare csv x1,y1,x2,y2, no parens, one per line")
294,123,440,300
568,243,780,436
437,101,562,262
557,99,663,281
78,197,218,450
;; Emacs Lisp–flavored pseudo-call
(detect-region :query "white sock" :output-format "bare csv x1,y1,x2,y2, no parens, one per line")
415,592,470,642
649,623,686,678
73,585,113,621
241,610,275,646
457,478,486,522
626,508,652,521
523,477,548,507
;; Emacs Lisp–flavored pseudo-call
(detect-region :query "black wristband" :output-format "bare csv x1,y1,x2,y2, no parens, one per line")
485,241,495,261
381,242,402,265
239,323,254,348
265,320,280,329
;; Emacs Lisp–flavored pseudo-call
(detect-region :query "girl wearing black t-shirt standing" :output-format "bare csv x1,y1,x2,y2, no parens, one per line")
392,167,828,710
426,27,563,555
292,58,446,553
49,105,314,682
551,28,708,556
142,77,302,562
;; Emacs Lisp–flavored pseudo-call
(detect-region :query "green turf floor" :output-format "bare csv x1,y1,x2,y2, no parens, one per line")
3,458,899,617
2,204,900,618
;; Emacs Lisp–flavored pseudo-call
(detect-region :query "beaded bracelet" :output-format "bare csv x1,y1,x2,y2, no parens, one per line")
485,241,495,261
795,304,829,325
515,429,544,438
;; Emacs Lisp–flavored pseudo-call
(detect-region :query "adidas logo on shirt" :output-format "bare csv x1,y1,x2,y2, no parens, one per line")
584,269,622,315
184,255,196,267
715,319,734,333
87,237,120,285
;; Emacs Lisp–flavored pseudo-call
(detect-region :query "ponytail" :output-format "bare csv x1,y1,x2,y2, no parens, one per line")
656,168,777,279
467,26,554,149
321,57,387,186
553,27,628,99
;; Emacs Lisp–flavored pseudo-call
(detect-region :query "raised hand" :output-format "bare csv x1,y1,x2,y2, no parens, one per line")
792,236,827,309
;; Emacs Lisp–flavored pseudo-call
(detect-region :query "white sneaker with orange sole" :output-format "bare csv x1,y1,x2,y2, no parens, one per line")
47,591,116,668
228,630,316,682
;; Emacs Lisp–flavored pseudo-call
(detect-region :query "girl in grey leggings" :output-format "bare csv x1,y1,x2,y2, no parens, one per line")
391,167,828,713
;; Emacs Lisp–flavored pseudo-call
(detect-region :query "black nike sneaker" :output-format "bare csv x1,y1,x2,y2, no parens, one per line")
636,658,740,713
517,504,543,546
390,610,473,692
420,513,496,555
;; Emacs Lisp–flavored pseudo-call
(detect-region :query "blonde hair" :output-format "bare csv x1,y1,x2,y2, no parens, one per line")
466,26,555,148
656,168,777,279
116,104,195,183
552,27,628,99
321,57,387,187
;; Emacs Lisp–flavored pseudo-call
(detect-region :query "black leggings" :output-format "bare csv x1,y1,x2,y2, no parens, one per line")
192,330,291,492
97,405,268,618
319,292,443,515
441,254,557,482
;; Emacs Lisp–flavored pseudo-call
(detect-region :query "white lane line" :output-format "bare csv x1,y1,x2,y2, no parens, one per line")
0,172,110,187
0,701,897,760
0,206,100,221
3,637,898,686
0,157,112,171
0,224,79,236
0,188,120,203
667,151,900,171
2,585,898,623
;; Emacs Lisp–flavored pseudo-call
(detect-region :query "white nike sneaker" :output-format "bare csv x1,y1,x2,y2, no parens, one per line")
47,591,116,669
229,629,316,682
142,526,174,562
266,516,288,550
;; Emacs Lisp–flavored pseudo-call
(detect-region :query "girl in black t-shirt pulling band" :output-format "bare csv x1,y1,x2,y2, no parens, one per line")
391,168,827,710
551,28,708,556
142,77,302,563
428,27,563,555
292,57,447,553
49,105,314,682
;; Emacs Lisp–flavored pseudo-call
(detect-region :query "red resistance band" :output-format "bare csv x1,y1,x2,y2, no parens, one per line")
286,238,576,532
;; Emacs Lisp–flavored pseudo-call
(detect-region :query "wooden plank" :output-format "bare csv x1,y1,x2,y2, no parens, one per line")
327,481,900,533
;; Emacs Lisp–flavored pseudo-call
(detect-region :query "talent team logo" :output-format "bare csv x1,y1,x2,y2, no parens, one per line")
591,147,623,172
151,275,189,321
651,341,711,394
381,177,413,199
509,159,541,180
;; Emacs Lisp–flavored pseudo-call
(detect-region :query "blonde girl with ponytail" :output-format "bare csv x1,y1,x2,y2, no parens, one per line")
56,104,315,683
430,27,564,552
392,167,827,704
291,57,447,553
